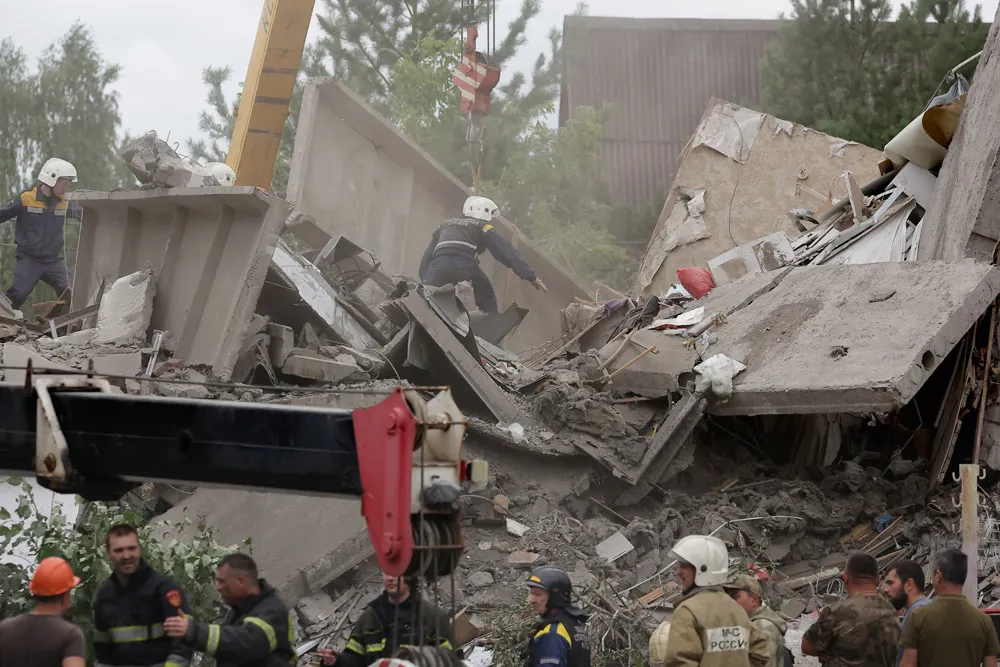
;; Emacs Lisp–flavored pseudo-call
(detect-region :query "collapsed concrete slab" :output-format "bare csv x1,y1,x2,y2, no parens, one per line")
917,11,1000,262
700,260,1000,415
634,100,882,299
69,187,287,379
285,78,588,353
269,241,379,351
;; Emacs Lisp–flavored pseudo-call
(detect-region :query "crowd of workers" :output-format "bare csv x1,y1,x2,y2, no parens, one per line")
3,526,999,667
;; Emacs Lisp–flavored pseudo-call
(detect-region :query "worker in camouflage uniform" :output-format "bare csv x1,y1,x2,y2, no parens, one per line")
725,574,791,667
802,552,899,667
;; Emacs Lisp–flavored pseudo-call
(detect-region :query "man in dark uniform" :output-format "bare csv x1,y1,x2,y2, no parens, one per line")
321,570,455,666
0,157,78,310
164,552,296,667
419,195,547,314
93,523,194,667
525,566,590,667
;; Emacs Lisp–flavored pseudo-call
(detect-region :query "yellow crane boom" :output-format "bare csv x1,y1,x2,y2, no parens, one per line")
226,0,315,189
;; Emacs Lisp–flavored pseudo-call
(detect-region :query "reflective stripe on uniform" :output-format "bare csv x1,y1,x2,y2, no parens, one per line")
346,638,365,655
533,623,573,646
365,639,387,653
54,208,66,217
435,240,478,251
25,207,44,213
243,616,278,651
206,625,221,655
94,630,111,644
108,624,164,643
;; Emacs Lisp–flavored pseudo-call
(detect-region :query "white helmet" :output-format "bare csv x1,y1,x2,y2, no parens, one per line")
37,158,78,187
463,195,500,222
206,161,236,186
670,535,729,587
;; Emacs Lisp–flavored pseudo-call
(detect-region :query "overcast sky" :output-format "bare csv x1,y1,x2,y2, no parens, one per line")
6,0,995,156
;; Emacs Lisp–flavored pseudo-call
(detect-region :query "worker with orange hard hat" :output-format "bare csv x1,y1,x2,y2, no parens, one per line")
0,556,87,667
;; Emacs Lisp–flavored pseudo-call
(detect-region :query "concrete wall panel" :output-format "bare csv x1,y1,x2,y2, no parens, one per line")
70,187,287,379
286,78,588,353
702,259,1000,415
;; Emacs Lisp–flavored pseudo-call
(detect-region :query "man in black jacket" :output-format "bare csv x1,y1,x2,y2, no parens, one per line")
419,195,547,314
322,571,455,667
93,523,194,667
164,553,294,667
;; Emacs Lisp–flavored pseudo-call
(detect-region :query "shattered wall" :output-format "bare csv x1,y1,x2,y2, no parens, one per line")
285,78,588,354
70,188,287,379
634,100,882,299
917,8,1000,262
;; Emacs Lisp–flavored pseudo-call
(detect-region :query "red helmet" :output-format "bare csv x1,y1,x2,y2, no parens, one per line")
29,557,80,596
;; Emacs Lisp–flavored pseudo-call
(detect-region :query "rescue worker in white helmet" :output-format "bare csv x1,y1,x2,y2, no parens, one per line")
0,158,78,310
524,566,590,667
419,196,547,314
661,535,770,667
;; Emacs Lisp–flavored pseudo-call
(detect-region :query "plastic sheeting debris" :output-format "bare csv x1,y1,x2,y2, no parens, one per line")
648,306,705,332
694,354,747,401
691,103,766,163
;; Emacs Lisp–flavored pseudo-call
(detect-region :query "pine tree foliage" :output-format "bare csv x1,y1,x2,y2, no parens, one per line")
0,24,133,310
761,0,988,149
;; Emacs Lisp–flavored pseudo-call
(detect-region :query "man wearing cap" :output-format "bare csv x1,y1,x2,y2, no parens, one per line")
525,566,591,667
0,556,86,667
724,574,789,667
662,535,770,667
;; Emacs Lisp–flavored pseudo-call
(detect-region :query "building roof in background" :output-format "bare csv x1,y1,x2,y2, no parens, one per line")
560,16,779,207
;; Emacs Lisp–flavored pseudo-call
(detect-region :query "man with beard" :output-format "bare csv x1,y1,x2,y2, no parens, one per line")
882,559,931,667
93,524,194,667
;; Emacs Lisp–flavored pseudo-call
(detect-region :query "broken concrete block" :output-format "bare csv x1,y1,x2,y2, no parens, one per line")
89,351,143,378
266,323,295,368
281,349,365,384
708,232,795,286
56,328,98,345
0,293,14,319
595,531,635,563
297,591,334,626
157,369,212,400
466,571,495,588
507,551,541,568
1,343,77,384
94,270,155,345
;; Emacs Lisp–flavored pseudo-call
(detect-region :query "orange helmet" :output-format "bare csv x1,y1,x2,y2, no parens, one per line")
29,557,80,596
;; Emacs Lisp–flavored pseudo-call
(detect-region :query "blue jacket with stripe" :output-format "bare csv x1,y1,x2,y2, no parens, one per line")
527,609,591,667
182,579,295,667
0,185,76,259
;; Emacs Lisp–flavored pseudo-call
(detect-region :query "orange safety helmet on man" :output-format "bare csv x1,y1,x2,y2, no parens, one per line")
29,557,80,596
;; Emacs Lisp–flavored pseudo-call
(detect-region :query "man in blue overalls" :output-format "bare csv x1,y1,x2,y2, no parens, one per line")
0,157,78,309
419,196,547,314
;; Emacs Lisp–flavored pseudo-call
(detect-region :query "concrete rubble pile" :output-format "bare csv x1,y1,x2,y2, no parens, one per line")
10,41,1000,662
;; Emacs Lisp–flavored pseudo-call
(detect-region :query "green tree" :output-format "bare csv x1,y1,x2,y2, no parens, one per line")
0,23,134,311
761,0,988,149
0,479,244,665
